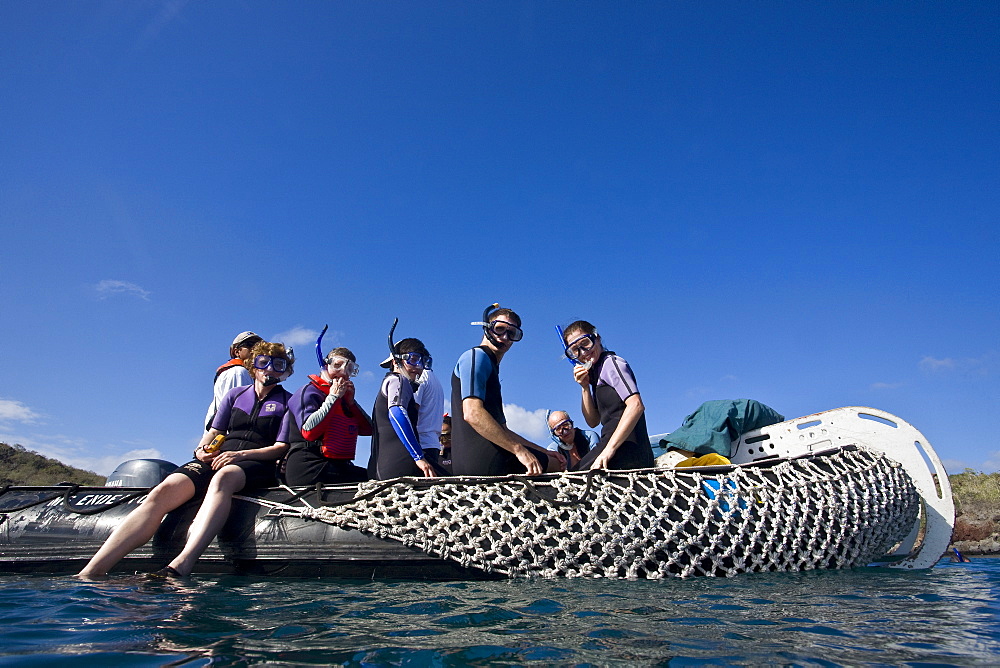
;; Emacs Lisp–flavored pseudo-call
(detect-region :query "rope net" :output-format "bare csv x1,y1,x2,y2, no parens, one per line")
309,447,919,579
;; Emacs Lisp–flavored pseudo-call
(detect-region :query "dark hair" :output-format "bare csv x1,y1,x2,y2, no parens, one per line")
489,307,521,327
395,337,426,356
563,320,597,344
326,346,356,363
441,415,451,426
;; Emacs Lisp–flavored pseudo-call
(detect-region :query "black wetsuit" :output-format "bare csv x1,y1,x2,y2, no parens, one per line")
367,373,423,480
451,346,546,476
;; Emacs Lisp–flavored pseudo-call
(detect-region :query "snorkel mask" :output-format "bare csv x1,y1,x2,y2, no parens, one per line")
256,348,295,386
471,302,523,346
546,409,576,450
314,324,359,377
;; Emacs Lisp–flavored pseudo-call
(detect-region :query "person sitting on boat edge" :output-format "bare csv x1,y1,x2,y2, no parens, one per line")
451,304,563,476
78,341,295,579
368,335,437,480
204,330,262,430
562,320,654,470
546,410,598,471
284,342,372,486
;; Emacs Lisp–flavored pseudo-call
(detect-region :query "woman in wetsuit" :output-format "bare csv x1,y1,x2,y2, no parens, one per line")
367,337,437,480
562,321,654,471
79,341,295,578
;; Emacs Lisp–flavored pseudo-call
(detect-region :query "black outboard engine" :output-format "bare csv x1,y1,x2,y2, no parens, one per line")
105,459,178,488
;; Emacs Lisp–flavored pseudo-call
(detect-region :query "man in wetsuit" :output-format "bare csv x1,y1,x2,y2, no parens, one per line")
546,410,598,471
450,305,561,476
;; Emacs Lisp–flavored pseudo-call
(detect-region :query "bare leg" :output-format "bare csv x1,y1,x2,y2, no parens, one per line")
77,473,196,578
165,466,247,576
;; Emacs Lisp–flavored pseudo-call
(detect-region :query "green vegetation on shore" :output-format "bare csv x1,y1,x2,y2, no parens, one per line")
950,469,1000,545
0,442,105,486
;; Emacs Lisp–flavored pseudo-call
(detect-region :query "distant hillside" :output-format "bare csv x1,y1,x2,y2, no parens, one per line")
950,469,1000,554
0,442,105,486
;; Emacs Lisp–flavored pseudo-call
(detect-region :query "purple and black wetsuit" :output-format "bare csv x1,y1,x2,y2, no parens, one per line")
576,350,654,470
175,384,293,494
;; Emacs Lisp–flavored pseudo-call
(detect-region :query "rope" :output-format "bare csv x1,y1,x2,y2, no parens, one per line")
296,446,919,579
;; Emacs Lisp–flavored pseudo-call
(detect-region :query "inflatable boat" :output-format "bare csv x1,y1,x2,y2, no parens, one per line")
0,407,954,579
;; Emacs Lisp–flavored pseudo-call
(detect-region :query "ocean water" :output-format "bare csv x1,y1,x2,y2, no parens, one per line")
1,559,998,666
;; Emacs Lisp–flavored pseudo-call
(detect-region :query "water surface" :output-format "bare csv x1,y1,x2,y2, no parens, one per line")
1,559,998,665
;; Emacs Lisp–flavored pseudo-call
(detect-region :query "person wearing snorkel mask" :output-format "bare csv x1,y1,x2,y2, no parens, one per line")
451,305,562,476
284,346,373,486
562,321,654,471
204,330,262,430
368,337,438,480
546,410,598,471
78,341,295,579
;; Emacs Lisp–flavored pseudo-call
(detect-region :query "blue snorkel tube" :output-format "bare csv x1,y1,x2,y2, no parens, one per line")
555,325,579,365
315,324,329,369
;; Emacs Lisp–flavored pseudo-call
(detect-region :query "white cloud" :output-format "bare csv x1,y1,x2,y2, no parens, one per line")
502,403,550,443
870,382,903,390
978,452,1000,475
95,279,151,301
919,356,955,371
272,326,331,349
919,353,996,375
0,399,41,424
139,0,190,46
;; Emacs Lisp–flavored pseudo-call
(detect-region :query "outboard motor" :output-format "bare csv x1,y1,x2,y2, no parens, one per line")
105,459,178,488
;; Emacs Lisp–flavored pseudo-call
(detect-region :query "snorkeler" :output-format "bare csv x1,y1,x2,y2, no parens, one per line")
561,321,654,470
450,304,561,476
79,341,296,578
284,326,372,486
546,410,598,471
367,320,437,480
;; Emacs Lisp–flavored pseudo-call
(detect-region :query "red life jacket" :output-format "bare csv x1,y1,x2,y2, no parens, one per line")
214,358,246,383
302,374,372,459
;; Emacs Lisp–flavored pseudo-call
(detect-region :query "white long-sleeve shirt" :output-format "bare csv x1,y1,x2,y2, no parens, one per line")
413,368,444,451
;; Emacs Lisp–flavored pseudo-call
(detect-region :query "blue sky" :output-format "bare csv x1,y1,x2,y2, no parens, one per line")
1,2,997,476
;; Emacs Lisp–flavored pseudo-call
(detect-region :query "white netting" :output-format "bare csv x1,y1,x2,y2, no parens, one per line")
305,446,919,579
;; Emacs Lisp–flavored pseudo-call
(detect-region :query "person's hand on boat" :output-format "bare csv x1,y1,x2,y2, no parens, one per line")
589,448,615,471
515,446,544,476
415,457,436,478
